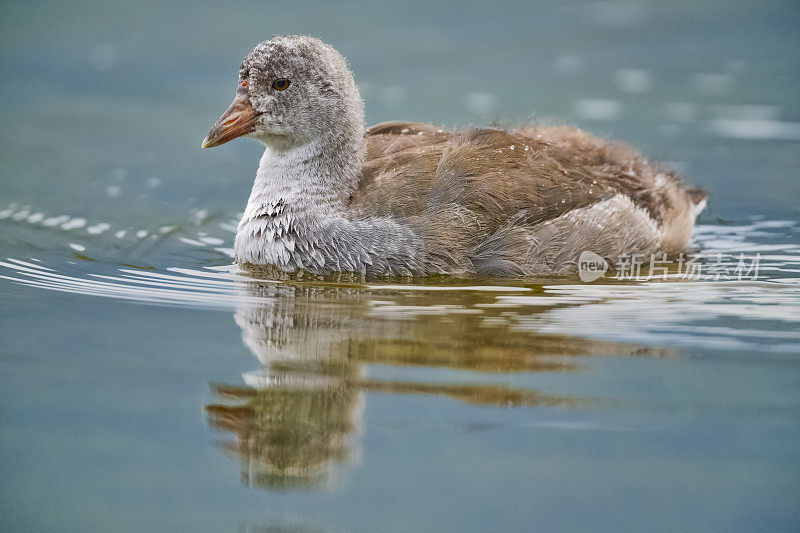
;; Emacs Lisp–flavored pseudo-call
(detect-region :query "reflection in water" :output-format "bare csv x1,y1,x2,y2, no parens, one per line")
206,279,671,489
3,244,798,489
207,383,359,490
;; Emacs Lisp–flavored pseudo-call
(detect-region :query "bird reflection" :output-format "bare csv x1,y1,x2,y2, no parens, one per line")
206,277,671,489
207,382,359,489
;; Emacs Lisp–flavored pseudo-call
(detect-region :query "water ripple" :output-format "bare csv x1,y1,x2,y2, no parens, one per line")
2,210,799,353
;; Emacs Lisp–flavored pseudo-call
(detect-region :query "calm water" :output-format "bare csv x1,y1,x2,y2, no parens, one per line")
1,1,799,531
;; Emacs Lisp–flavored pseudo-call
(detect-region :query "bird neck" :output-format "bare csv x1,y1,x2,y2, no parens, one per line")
234,128,424,273
234,129,366,266
247,128,365,216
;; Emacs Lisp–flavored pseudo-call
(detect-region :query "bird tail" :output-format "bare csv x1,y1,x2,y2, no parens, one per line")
688,187,707,219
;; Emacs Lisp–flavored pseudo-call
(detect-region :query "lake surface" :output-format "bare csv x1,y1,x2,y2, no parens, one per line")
1,1,799,531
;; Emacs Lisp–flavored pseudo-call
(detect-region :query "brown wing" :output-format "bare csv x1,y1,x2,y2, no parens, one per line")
353,122,619,233
351,122,702,274
356,121,704,223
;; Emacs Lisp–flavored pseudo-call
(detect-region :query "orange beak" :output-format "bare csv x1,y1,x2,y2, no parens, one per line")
201,91,258,148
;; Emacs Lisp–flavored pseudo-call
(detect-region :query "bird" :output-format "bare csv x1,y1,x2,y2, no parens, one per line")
202,35,706,278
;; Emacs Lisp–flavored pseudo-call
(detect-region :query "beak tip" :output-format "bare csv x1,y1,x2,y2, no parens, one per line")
202,92,257,150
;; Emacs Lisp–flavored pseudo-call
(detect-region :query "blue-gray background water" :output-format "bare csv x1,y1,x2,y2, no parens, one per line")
1,1,799,531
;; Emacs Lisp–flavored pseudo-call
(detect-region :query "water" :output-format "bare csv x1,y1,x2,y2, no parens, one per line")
1,1,799,531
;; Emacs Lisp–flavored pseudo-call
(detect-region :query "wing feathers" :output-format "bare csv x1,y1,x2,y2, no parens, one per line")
350,122,701,274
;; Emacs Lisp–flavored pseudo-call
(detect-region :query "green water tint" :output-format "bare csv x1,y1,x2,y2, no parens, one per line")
1,0,799,529
203,281,670,488
2,239,799,532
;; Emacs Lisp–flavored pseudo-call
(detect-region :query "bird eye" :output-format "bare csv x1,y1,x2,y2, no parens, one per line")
272,78,291,91
241,80,247,87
